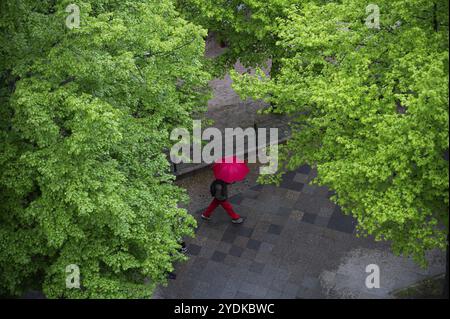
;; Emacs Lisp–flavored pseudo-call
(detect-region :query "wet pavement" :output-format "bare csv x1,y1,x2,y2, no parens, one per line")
155,165,445,299
155,35,446,299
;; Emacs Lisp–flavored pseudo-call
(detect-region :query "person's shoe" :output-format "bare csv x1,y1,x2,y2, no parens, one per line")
201,214,211,221
231,217,244,224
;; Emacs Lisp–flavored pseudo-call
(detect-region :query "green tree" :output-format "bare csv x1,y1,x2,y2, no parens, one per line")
176,0,302,78
0,0,209,298
232,0,449,265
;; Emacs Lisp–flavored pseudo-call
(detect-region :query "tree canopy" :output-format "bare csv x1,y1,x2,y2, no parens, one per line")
176,0,303,77
1,0,448,299
0,0,209,298
231,0,449,264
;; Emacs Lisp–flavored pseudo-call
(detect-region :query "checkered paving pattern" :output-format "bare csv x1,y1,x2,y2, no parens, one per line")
156,165,369,299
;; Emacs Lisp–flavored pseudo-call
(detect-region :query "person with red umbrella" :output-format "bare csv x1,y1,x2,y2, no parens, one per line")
201,156,249,224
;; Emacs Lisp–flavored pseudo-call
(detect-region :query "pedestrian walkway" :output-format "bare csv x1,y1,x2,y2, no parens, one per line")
172,33,291,177
172,101,291,177
155,165,445,299
157,34,446,299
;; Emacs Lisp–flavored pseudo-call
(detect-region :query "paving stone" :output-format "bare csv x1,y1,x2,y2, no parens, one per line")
208,274,229,293
240,197,259,209
294,193,323,215
259,233,280,245
246,239,262,250
235,291,256,299
302,184,329,198
253,201,278,214
224,279,242,292
190,289,205,299
266,214,290,226
211,251,227,263
287,272,306,285
270,187,289,197
229,267,251,284
188,244,202,256
229,194,244,205
257,191,279,202
225,224,254,237
249,229,266,242
198,263,231,284
259,212,273,222
198,225,227,241
302,183,317,195
233,235,249,248
229,245,244,257
318,201,336,217
261,264,279,278
239,282,268,298
280,178,304,192
242,189,259,199
223,254,241,267
234,256,253,270
276,206,292,218
267,224,283,235
199,246,216,259
297,287,324,299
237,226,254,238
273,268,291,282
302,276,320,290
282,170,297,181
254,220,271,233
259,242,274,253
205,229,226,241
270,277,289,292
314,186,330,198
215,241,232,253
289,210,305,222
241,248,258,260
221,231,237,244
265,289,284,299
295,286,310,299
208,221,230,233
283,282,300,298
314,215,330,227
251,184,264,192
243,270,272,287
221,286,238,298
249,261,265,274
255,251,274,264
285,190,301,201
293,173,309,184
302,212,317,224
190,256,209,269
218,289,237,299
327,205,356,234
195,226,210,238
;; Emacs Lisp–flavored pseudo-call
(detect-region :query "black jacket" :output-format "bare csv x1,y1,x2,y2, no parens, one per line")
210,180,228,201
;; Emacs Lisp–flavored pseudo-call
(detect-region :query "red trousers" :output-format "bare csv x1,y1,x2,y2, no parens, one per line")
203,199,240,220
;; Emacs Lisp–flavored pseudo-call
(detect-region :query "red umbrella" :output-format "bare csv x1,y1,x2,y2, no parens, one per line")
213,156,250,184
